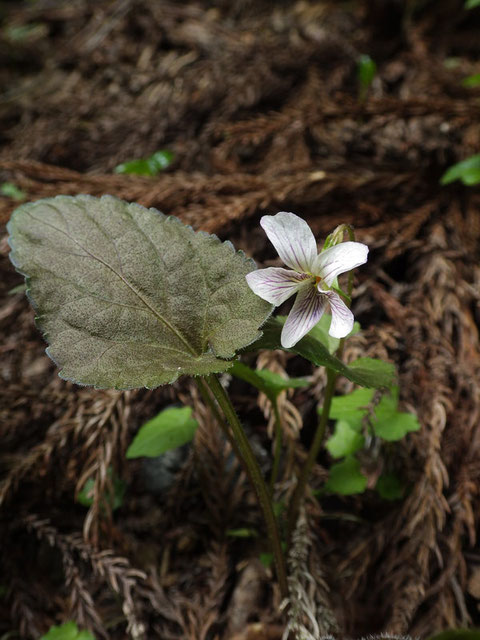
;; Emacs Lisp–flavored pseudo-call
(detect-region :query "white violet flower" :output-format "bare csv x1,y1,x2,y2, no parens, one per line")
246,212,368,348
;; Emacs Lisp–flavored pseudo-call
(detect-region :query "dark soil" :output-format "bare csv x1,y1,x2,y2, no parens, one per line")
1,1,480,638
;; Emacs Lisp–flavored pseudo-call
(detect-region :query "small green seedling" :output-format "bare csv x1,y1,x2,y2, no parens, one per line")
127,406,198,458
114,150,174,176
440,154,480,186
357,54,377,103
462,73,480,88
325,455,367,496
1,183,27,201
40,621,95,640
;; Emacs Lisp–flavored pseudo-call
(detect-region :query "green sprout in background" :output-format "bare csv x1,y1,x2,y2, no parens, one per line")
357,54,377,103
1,182,27,201
440,154,480,187
461,73,480,88
40,621,95,640
114,150,174,177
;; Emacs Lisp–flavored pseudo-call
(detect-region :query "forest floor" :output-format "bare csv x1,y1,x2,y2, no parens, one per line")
1,1,480,638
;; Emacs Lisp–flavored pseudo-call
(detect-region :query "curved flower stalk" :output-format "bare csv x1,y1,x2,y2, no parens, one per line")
246,212,368,348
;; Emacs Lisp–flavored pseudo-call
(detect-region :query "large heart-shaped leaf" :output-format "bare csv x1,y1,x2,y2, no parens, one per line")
8,195,272,389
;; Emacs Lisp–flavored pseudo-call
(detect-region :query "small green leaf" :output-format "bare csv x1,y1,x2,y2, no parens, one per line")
357,54,377,91
461,168,480,185
40,621,95,640
324,386,420,442
114,150,174,176
127,406,198,458
76,467,125,510
247,317,392,388
1,182,27,201
462,73,480,88
325,456,367,495
8,195,272,389
326,420,365,458
230,360,309,401
321,387,375,431
375,473,406,500
373,409,420,441
440,154,480,185
226,528,258,538
465,0,480,9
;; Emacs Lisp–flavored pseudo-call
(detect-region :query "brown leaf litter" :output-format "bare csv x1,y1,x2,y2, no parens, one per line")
1,0,480,638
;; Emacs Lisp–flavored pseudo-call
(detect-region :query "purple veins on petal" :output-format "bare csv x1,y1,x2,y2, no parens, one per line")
245,267,311,306
281,286,328,348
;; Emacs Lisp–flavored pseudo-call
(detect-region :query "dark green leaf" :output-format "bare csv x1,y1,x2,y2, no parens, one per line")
325,456,367,495
326,419,365,458
247,317,392,388
440,154,480,185
230,360,309,400
8,195,272,389
126,406,198,458
375,473,406,500
40,622,95,640
465,0,480,9
462,73,480,88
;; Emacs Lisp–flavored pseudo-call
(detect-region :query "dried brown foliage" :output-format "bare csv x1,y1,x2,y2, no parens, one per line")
1,0,480,638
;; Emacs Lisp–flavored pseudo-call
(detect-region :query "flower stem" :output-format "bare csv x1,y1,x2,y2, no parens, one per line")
286,368,337,543
269,399,283,492
287,223,356,543
204,374,289,599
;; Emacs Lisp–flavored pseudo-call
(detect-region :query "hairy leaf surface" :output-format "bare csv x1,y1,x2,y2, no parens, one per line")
8,195,272,388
